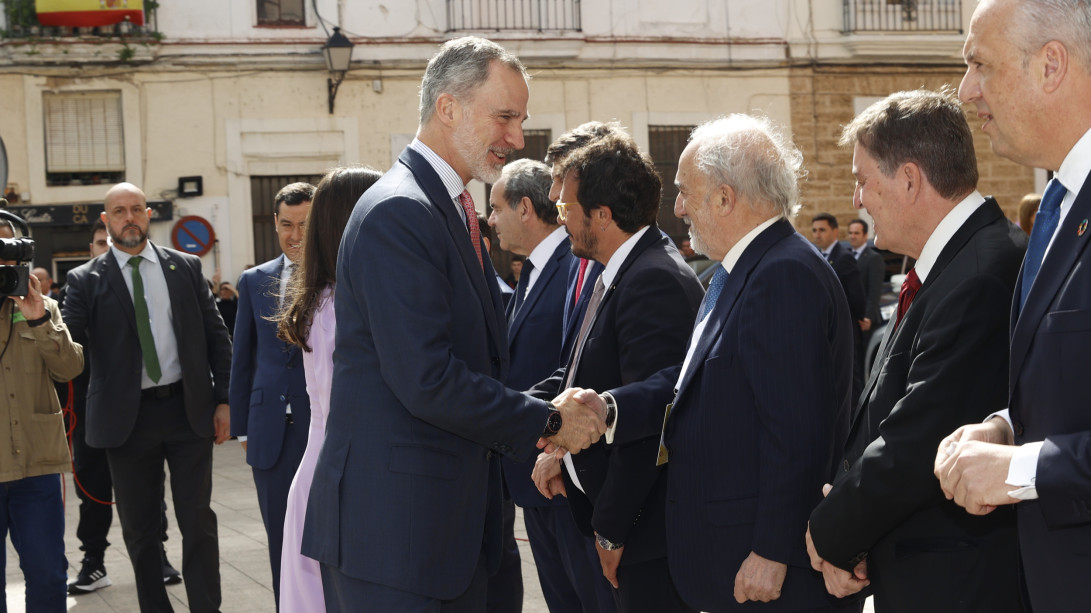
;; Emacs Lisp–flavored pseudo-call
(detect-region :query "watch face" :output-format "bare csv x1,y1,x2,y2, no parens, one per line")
546,411,562,435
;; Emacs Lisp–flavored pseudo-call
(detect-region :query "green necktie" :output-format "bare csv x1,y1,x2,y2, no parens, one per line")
129,255,162,383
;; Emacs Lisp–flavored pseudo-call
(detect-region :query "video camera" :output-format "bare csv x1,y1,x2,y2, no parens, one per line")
0,202,35,298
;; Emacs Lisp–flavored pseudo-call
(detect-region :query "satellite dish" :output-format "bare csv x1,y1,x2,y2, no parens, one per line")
0,136,8,199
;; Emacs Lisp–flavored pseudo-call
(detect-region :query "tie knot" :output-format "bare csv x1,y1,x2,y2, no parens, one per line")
129,255,143,267
903,268,921,292
1040,178,1066,214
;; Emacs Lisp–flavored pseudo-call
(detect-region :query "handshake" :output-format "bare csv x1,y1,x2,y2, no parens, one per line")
532,388,610,500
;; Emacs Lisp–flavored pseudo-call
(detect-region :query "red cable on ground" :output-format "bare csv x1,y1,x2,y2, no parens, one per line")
62,380,114,507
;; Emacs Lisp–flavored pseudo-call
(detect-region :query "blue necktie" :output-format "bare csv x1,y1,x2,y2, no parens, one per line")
699,265,729,320
1021,179,1066,308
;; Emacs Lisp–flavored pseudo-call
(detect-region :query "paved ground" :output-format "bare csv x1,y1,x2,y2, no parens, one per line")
5,443,873,612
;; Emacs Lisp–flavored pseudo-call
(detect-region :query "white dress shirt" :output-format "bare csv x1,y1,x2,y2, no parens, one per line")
111,243,182,389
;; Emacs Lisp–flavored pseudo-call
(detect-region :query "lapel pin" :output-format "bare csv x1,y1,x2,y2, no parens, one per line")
1079,219,1088,237
169,264,177,271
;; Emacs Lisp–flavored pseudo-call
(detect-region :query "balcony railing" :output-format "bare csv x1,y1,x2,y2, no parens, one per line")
2,0,160,40
844,0,962,33
447,0,581,32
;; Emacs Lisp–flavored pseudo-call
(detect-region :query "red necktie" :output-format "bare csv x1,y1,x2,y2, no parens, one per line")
894,268,921,329
573,258,590,306
458,190,483,269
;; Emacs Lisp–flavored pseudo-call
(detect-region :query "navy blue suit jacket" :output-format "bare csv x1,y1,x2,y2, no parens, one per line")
301,146,553,600
529,227,704,566
229,254,310,470
501,236,576,508
63,243,231,448
562,257,604,360
1009,169,1091,611
609,220,854,612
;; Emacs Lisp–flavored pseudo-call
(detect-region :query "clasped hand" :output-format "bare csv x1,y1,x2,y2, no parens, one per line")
933,418,1020,515
536,387,607,455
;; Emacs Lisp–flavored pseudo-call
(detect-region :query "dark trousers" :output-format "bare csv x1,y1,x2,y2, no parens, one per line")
251,416,307,609
613,557,696,613
107,393,220,613
524,504,616,613
321,553,489,613
0,474,67,613
485,494,523,613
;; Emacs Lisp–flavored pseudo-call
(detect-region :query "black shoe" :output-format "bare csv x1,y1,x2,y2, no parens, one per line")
69,557,112,595
162,554,182,585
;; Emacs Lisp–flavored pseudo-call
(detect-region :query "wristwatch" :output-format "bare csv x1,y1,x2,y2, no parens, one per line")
602,393,617,428
596,533,624,550
542,409,562,437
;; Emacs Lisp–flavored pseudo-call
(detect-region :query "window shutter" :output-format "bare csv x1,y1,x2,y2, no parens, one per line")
44,91,125,174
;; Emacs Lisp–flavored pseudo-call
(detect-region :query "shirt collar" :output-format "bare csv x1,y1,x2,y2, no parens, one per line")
914,190,985,283
111,241,157,269
526,226,569,272
721,216,781,274
600,226,652,288
409,138,468,200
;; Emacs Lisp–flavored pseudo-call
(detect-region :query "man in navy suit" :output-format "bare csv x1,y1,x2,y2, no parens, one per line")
935,0,1091,609
529,133,705,612
564,115,856,612
300,37,607,612
64,183,232,613
847,219,884,347
489,159,615,612
807,89,1024,612
229,181,314,608
811,212,866,402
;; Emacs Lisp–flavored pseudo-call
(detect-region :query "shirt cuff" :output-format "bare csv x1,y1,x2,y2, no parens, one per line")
603,392,617,445
985,408,1013,431
1006,441,1043,500
237,435,248,443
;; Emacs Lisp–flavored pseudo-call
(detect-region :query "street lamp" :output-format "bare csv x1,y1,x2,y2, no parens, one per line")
323,27,354,114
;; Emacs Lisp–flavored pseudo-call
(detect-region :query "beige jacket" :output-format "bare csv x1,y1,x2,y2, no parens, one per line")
0,295,83,482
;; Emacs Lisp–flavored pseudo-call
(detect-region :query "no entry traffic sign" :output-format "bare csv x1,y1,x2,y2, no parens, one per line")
172,215,216,257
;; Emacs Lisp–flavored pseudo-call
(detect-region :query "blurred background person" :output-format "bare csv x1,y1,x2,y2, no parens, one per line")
277,166,382,613
1018,192,1040,235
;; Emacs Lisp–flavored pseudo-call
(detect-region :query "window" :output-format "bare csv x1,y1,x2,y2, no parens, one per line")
257,0,305,26
43,91,125,187
648,125,695,244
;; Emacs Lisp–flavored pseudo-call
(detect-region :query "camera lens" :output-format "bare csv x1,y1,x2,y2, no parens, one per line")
0,267,21,295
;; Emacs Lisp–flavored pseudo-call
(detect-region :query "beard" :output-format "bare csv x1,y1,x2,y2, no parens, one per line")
110,223,148,249
685,218,712,257
568,214,598,260
452,114,511,184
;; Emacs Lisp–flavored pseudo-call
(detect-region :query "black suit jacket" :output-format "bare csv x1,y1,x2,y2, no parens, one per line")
529,226,703,565
63,243,232,448
855,246,884,327
1009,169,1091,612
809,199,1024,612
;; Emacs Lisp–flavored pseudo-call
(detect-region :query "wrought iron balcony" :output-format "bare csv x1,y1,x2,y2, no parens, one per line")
844,0,962,33
447,0,581,32
2,0,160,40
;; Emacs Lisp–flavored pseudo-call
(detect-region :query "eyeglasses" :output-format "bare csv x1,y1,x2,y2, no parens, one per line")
555,202,571,223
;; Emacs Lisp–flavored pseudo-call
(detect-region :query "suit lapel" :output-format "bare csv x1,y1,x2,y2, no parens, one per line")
1011,170,1091,378
672,220,794,410
104,252,138,336
399,148,507,364
509,238,568,339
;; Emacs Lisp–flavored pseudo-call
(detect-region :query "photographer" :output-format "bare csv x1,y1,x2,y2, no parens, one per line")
0,213,84,610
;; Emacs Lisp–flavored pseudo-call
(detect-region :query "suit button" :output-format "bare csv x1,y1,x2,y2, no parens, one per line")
842,459,851,471
279,395,286,402
1013,421,1024,437
486,450,494,460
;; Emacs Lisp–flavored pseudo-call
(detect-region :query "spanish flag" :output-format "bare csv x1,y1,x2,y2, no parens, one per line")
36,0,145,27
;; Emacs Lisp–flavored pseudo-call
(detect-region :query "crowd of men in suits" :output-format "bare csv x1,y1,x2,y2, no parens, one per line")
3,0,1091,610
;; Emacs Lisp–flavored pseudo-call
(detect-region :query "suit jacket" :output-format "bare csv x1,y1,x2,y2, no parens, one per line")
501,237,576,508
809,199,1024,612
1009,169,1091,611
562,257,605,360
610,220,855,612
63,243,231,449
855,246,884,327
528,226,704,566
828,241,866,323
229,254,311,470
301,146,553,600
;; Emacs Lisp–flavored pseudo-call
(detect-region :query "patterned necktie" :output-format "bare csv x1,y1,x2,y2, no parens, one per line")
565,277,606,389
698,266,729,321
458,190,483,269
510,259,535,322
1020,178,1066,308
129,255,162,383
894,268,921,330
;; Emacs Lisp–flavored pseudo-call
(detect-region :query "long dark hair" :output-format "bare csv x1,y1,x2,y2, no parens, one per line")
277,165,382,351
